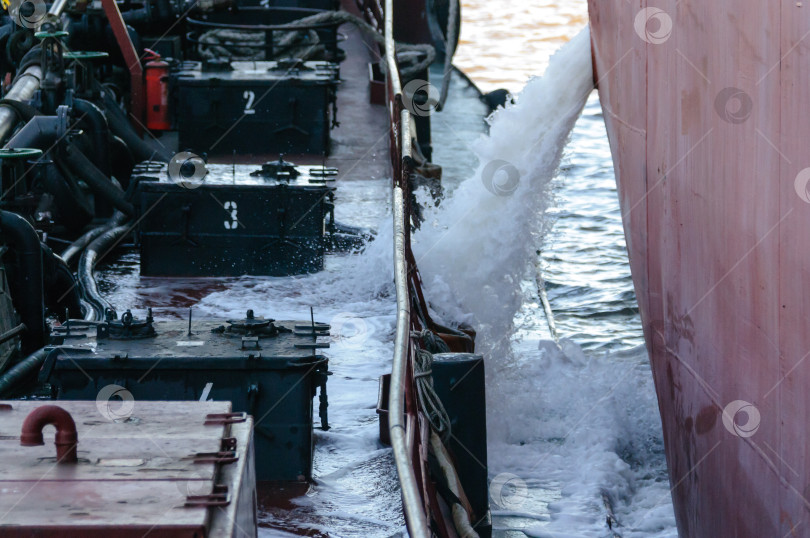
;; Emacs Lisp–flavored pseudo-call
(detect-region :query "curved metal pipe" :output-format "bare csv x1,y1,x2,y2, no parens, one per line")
0,65,42,144
0,0,65,142
3,114,60,150
0,211,46,353
20,404,78,463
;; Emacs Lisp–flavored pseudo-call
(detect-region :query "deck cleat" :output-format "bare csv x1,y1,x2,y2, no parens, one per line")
251,156,301,180
215,310,288,338
103,309,156,340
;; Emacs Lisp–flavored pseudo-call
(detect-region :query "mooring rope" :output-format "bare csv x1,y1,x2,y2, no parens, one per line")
197,10,436,78
414,340,452,442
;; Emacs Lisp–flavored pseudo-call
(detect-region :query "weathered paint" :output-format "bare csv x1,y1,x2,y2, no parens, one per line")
0,401,256,537
589,1,810,536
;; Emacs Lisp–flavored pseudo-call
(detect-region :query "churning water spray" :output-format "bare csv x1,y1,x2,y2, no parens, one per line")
414,29,677,536
415,28,594,359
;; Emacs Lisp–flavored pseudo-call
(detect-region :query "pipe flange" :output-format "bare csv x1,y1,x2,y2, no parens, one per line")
0,148,43,160
55,104,69,139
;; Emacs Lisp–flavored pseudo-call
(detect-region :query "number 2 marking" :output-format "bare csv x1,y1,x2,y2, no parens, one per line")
243,91,256,115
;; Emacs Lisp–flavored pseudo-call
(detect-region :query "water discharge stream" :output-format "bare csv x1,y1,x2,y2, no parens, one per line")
422,26,678,538
416,29,593,363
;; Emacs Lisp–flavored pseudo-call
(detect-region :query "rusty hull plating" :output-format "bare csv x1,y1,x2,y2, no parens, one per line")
589,1,810,536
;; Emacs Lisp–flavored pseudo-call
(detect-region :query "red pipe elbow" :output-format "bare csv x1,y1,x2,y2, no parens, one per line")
20,405,78,464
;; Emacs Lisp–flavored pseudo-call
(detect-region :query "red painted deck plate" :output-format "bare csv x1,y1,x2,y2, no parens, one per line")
0,400,256,537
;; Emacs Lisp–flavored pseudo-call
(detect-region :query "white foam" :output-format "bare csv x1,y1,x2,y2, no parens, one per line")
414,28,595,361
414,28,677,536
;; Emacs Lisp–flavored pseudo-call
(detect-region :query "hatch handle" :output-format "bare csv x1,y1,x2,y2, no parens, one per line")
221,437,237,451
204,412,247,425
190,450,238,464
184,485,231,507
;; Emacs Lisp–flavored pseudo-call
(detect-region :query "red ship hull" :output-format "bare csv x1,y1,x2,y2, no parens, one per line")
589,2,810,536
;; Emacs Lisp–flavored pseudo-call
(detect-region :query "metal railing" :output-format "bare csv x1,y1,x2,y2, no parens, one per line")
382,0,431,535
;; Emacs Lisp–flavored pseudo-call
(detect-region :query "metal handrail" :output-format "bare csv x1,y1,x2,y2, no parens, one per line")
384,0,431,535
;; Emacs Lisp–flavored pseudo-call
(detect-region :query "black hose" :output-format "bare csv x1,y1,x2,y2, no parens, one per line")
0,324,26,346
4,115,134,219
61,145,136,217
110,134,135,186
61,210,127,266
0,18,14,45
121,7,150,26
61,227,106,266
0,211,46,353
72,98,111,176
80,298,94,321
62,226,109,264
0,348,49,397
78,223,131,320
99,91,172,162
6,31,36,68
14,42,41,74
52,262,83,320
41,245,83,321
41,160,94,232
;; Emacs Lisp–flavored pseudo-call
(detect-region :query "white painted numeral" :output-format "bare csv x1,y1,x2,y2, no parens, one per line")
224,201,238,229
243,90,256,115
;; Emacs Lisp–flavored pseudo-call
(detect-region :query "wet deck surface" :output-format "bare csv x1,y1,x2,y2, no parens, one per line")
326,6,391,183
0,401,254,535
250,4,391,185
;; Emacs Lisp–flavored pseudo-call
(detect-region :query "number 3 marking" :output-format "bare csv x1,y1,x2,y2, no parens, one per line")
224,201,238,229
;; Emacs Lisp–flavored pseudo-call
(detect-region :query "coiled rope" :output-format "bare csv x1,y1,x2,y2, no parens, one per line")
198,27,324,62
414,332,452,442
419,327,450,353
197,10,436,78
